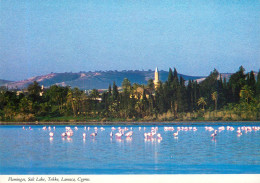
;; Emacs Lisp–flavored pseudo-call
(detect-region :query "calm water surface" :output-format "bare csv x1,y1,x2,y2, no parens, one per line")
0,123,260,174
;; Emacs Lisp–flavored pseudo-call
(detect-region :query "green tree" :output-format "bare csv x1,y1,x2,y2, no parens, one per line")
108,84,112,95
122,78,131,94
19,97,33,120
239,85,254,103
211,91,218,111
19,97,33,114
27,81,42,102
197,97,207,111
168,68,174,83
45,85,68,114
66,89,75,116
228,66,246,103
186,80,194,112
173,68,178,81
246,71,256,93
200,69,219,109
256,70,260,97
89,89,100,99
66,88,82,116
112,81,119,101
73,87,82,116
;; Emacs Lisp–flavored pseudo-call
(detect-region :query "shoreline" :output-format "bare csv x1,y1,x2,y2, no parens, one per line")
1,120,260,126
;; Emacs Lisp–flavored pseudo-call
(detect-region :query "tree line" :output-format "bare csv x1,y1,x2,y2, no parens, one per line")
0,66,259,122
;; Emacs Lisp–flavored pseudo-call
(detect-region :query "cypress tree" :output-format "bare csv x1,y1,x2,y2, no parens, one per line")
256,70,260,97
173,68,178,82
108,84,112,94
168,68,174,84
247,71,256,94
217,74,225,108
228,66,246,103
112,81,119,101
187,80,193,112
193,81,200,111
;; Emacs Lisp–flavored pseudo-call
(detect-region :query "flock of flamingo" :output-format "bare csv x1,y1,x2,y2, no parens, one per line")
22,125,260,141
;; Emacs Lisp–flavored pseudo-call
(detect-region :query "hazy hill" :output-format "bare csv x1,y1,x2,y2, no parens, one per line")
2,70,205,90
0,79,13,86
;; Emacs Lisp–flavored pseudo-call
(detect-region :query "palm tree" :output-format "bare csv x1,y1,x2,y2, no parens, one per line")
197,97,207,111
211,91,218,111
66,90,76,116
239,85,253,103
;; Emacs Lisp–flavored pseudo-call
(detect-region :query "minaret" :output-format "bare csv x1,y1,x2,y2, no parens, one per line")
154,67,160,89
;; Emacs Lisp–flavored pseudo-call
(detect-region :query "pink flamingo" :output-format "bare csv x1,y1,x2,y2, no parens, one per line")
144,133,148,139
125,131,133,137
66,132,72,137
145,130,155,139
61,132,66,137
90,132,97,137
157,134,162,140
49,132,54,137
173,131,178,137
237,127,242,136
219,126,225,131
211,130,217,138
110,131,113,137
83,133,86,139
66,128,73,137
115,132,123,138
65,127,71,131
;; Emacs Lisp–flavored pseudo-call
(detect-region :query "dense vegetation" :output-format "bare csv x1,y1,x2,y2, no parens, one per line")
0,66,260,122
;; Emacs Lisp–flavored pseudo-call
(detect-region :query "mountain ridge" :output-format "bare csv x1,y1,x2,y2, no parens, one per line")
0,79,13,86
1,70,206,90
3,70,254,90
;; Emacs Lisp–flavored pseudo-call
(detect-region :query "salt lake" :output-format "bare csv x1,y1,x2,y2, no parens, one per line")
0,123,260,174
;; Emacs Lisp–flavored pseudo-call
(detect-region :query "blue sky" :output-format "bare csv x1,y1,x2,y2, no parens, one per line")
0,0,259,81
